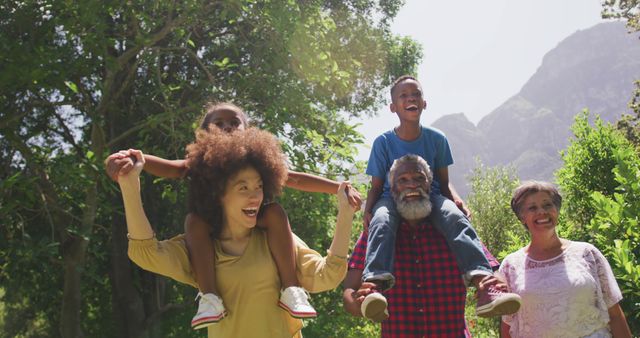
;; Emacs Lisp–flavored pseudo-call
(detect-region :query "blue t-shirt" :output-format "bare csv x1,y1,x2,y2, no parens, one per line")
366,126,454,197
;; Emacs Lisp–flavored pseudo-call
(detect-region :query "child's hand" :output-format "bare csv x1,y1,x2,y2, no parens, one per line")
117,149,145,182
454,199,472,219
104,150,136,182
344,183,362,211
337,181,357,213
363,211,372,231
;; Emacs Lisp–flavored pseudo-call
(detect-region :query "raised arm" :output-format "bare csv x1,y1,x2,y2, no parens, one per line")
296,182,356,292
119,151,196,286
143,155,187,179
328,182,357,257
117,150,154,239
287,170,362,209
286,170,339,193
105,150,187,181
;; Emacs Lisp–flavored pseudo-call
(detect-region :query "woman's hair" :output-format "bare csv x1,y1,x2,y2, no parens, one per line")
198,101,249,131
511,180,562,226
185,127,288,238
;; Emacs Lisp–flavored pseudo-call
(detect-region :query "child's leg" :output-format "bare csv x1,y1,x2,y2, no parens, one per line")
184,213,218,294
184,214,226,328
428,193,492,283
428,197,522,317
258,203,299,288
258,203,316,318
362,197,400,291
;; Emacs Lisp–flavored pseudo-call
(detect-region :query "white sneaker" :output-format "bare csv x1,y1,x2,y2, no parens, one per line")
191,292,227,330
361,292,389,322
278,286,317,318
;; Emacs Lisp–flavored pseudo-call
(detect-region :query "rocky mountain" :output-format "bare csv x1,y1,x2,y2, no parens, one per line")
433,21,640,197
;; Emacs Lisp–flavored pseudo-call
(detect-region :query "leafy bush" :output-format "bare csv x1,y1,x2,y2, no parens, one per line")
466,160,528,260
556,111,636,242
465,161,527,337
557,112,640,334
589,146,640,332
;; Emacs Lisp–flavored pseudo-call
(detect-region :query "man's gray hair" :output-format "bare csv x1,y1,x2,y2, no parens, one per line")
388,154,433,187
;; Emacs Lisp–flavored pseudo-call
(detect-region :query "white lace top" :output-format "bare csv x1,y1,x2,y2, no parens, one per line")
499,241,622,338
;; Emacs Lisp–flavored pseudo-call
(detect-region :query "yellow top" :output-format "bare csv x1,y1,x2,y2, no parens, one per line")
128,228,347,338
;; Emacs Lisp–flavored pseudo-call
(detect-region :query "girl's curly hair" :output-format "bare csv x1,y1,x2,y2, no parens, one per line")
185,127,288,238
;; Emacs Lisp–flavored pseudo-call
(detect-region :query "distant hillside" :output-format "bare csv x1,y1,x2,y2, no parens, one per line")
433,21,640,197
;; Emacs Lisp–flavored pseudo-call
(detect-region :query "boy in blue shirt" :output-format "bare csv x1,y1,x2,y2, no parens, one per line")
361,75,521,321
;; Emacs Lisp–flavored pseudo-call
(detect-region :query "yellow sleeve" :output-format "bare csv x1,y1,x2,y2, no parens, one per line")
293,234,348,293
127,234,198,289
127,232,347,293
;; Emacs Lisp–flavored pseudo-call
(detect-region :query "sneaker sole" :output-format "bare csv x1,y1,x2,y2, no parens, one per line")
361,294,389,323
477,295,521,318
278,301,317,319
191,312,227,330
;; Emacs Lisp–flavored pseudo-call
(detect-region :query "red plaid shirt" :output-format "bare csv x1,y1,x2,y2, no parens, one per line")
349,221,500,338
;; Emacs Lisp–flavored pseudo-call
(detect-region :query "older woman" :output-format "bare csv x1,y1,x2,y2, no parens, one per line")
500,181,631,338
117,127,356,338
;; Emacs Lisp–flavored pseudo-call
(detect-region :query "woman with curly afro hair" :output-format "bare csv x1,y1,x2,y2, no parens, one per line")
105,102,362,329
118,127,357,338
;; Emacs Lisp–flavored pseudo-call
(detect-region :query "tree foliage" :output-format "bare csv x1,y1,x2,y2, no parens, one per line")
464,161,527,337
603,1,640,151
602,0,640,32
555,111,636,241
616,80,640,148
466,160,527,260
0,1,421,337
599,3,640,330
556,113,640,334
589,146,640,331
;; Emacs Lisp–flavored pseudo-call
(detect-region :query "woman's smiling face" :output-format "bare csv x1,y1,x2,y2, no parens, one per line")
221,166,264,229
519,191,559,233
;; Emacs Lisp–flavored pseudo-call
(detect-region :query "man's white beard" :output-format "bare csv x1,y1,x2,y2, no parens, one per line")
394,188,432,221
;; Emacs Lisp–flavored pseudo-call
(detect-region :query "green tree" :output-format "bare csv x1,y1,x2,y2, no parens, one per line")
599,3,640,330
602,0,640,32
0,1,421,337
555,111,636,242
464,161,527,337
589,147,640,332
466,160,527,259
616,81,640,148
556,112,639,334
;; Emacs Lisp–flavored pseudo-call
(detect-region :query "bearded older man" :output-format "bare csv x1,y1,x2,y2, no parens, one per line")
343,154,511,338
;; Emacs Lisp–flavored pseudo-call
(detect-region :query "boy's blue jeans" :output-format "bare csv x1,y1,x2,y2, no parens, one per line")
362,194,492,290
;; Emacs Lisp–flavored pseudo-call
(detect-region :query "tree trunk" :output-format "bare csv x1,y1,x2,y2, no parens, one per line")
60,123,104,337
8,137,91,338
60,236,88,338
110,208,149,338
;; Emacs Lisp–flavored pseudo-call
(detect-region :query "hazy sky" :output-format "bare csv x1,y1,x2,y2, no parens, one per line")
355,0,606,160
